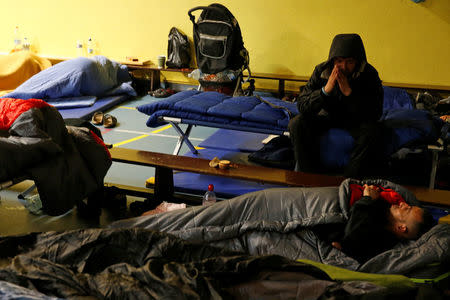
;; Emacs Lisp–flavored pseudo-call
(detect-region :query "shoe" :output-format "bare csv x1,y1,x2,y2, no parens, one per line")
149,88,176,98
103,114,117,128
91,111,104,125
148,88,164,97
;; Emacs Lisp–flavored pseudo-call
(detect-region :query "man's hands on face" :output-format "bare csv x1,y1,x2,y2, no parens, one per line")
324,65,339,94
363,184,380,200
324,65,352,96
336,68,352,96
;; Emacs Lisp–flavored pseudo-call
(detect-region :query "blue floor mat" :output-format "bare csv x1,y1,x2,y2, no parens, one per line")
47,96,97,109
174,148,283,198
198,129,271,153
58,94,130,120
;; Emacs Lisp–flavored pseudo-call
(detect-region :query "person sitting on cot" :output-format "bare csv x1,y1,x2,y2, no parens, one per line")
288,33,385,178
330,184,435,263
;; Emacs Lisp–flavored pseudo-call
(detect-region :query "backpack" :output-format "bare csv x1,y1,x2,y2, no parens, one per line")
188,3,249,74
166,27,191,69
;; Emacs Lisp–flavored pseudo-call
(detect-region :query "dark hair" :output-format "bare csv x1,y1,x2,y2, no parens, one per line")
416,207,437,237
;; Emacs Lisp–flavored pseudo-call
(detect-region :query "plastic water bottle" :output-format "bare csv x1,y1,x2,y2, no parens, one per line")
202,184,216,206
188,69,203,80
22,37,30,51
87,37,94,56
76,40,84,57
13,26,21,51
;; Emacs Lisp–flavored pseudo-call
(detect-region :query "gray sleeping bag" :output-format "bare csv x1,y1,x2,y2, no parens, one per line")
110,178,450,275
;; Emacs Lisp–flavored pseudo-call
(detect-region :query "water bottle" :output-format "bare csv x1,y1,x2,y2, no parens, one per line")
76,40,84,57
202,184,216,206
13,26,21,51
22,37,30,51
87,37,94,56
188,69,203,80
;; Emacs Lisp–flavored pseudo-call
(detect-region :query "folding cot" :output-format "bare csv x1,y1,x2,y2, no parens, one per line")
137,90,296,155
137,86,447,190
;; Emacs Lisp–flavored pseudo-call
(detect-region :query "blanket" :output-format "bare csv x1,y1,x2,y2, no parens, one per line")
109,179,450,276
0,98,111,215
0,52,51,96
2,56,136,107
137,90,298,133
0,228,438,299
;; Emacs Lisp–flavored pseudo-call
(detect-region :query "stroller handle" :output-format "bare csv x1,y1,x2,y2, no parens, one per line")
188,6,233,24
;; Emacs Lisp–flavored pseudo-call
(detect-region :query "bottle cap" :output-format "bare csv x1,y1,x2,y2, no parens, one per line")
208,184,214,191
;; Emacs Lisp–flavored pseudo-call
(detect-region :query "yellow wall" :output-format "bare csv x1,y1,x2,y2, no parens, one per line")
0,0,449,88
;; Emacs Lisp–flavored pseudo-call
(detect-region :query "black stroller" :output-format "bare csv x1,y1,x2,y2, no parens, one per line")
188,3,254,96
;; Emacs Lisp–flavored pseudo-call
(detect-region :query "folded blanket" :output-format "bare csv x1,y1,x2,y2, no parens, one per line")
0,52,51,94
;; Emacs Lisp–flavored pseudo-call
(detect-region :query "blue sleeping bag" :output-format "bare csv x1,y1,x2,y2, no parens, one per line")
3,56,136,107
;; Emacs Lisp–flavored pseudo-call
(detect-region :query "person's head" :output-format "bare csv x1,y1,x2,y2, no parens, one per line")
328,33,367,77
386,202,435,240
333,57,357,77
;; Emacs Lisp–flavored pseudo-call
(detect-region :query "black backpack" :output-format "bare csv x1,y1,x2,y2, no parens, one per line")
188,3,249,74
166,27,191,69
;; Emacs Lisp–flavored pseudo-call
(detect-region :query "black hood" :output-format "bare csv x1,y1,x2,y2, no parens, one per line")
328,33,367,63
321,33,368,79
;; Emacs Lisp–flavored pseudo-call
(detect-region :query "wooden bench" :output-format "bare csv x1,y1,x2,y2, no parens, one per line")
403,185,450,208
125,66,311,97
124,63,194,92
109,147,345,204
243,72,309,98
109,147,450,208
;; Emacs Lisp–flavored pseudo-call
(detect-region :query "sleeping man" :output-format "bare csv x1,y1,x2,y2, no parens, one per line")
329,184,435,263
109,179,445,274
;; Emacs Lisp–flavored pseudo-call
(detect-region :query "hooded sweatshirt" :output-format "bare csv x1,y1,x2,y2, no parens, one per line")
297,33,383,126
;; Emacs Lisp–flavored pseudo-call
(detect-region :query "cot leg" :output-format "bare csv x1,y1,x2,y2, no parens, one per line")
278,79,285,98
154,166,174,203
169,122,198,155
429,149,439,189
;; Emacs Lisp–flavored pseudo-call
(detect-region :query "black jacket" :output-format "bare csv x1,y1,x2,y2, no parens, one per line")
297,34,383,126
341,196,398,263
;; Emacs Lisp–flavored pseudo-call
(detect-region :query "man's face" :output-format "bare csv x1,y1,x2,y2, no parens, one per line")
334,57,357,76
389,202,424,239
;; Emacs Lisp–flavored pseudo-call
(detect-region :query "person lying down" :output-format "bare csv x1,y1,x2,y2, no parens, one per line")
109,178,447,275
318,184,435,263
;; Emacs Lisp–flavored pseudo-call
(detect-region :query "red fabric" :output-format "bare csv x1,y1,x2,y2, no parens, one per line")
89,130,111,160
0,98,51,130
349,184,405,207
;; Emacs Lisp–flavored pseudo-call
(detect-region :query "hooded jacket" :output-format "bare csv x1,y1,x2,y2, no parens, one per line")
297,34,383,126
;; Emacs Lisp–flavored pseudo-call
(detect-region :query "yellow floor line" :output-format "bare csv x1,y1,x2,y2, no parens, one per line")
119,106,136,110
112,124,173,147
151,124,172,133
146,177,155,187
113,134,149,147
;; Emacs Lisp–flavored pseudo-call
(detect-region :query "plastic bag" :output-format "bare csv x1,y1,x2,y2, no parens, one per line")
166,27,191,69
